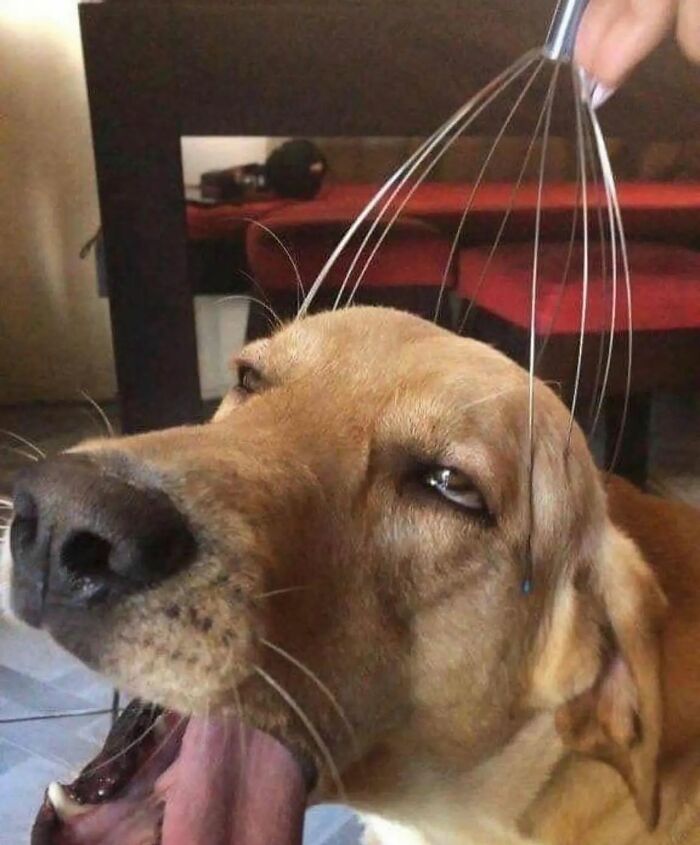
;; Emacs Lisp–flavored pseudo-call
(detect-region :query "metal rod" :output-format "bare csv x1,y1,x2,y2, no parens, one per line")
543,0,590,62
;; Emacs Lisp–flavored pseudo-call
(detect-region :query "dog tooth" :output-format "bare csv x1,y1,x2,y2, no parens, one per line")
47,782,94,820
152,714,169,740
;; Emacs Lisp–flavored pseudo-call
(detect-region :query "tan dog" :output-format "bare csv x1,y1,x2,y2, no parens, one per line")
4,307,700,845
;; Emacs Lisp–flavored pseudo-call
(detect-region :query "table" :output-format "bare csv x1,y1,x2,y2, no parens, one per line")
79,1,699,433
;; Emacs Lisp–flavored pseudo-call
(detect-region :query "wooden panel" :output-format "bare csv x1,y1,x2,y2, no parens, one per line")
167,1,699,140
80,4,203,433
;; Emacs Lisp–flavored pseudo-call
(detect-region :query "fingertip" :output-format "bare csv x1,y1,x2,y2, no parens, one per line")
677,0,700,63
573,0,631,90
574,0,677,88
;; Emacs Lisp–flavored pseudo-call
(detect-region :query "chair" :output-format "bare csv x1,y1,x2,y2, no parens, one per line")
456,241,700,484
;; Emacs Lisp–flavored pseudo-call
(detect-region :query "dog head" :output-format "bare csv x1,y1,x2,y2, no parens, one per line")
5,307,665,838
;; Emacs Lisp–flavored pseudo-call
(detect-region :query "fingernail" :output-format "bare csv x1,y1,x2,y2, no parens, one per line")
577,66,597,101
591,83,616,110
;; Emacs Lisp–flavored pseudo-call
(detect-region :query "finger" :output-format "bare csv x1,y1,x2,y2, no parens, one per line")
575,0,677,87
575,0,623,69
677,0,700,62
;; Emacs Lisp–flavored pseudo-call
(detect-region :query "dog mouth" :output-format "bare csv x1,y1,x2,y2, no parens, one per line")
31,699,315,845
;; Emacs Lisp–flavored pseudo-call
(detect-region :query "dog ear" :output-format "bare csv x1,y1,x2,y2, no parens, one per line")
531,525,667,828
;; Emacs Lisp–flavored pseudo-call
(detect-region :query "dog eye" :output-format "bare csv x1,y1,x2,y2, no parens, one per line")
423,467,485,512
236,364,263,395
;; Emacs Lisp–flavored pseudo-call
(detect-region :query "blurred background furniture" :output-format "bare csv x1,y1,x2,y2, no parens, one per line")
457,240,700,485
79,1,700,485
188,178,699,484
245,211,455,336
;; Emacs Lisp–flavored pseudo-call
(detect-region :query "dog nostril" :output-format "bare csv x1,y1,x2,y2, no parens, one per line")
10,491,39,550
10,455,196,612
60,531,113,582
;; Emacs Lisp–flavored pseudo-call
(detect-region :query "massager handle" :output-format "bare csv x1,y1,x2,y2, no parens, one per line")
543,0,591,61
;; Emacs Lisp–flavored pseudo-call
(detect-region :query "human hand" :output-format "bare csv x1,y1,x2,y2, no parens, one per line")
575,0,700,100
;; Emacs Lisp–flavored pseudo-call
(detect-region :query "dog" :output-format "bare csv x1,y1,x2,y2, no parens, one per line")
4,306,700,845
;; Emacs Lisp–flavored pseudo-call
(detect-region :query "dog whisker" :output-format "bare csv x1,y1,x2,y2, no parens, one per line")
465,385,535,415
2,445,39,463
231,684,249,785
244,218,306,306
110,689,121,727
235,268,282,319
80,390,116,439
0,429,46,459
141,712,189,775
253,664,346,800
217,288,284,332
260,638,357,746
0,708,119,725
253,586,310,601
82,701,161,777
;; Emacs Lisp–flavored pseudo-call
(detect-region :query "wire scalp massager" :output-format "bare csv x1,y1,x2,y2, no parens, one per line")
545,0,590,60
300,0,632,593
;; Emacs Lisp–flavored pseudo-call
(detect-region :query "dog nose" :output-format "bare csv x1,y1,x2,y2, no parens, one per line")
10,454,194,622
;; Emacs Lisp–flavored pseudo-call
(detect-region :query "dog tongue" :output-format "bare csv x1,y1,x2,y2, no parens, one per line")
157,718,307,845
32,713,308,845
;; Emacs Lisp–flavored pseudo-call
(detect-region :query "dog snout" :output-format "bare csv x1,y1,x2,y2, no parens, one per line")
9,454,195,624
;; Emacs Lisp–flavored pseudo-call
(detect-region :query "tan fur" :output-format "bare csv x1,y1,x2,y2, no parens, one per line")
7,307,700,843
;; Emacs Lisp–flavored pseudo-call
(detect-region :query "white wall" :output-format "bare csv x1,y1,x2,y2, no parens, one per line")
181,137,270,185
0,0,268,405
0,0,115,404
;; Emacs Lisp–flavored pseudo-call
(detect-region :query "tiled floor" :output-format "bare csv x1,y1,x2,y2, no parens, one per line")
0,394,698,843
0,621,116,842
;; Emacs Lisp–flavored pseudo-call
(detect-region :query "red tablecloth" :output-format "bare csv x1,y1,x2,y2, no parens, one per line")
186,199,293,241
186,181,700,243
247,216,457,290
